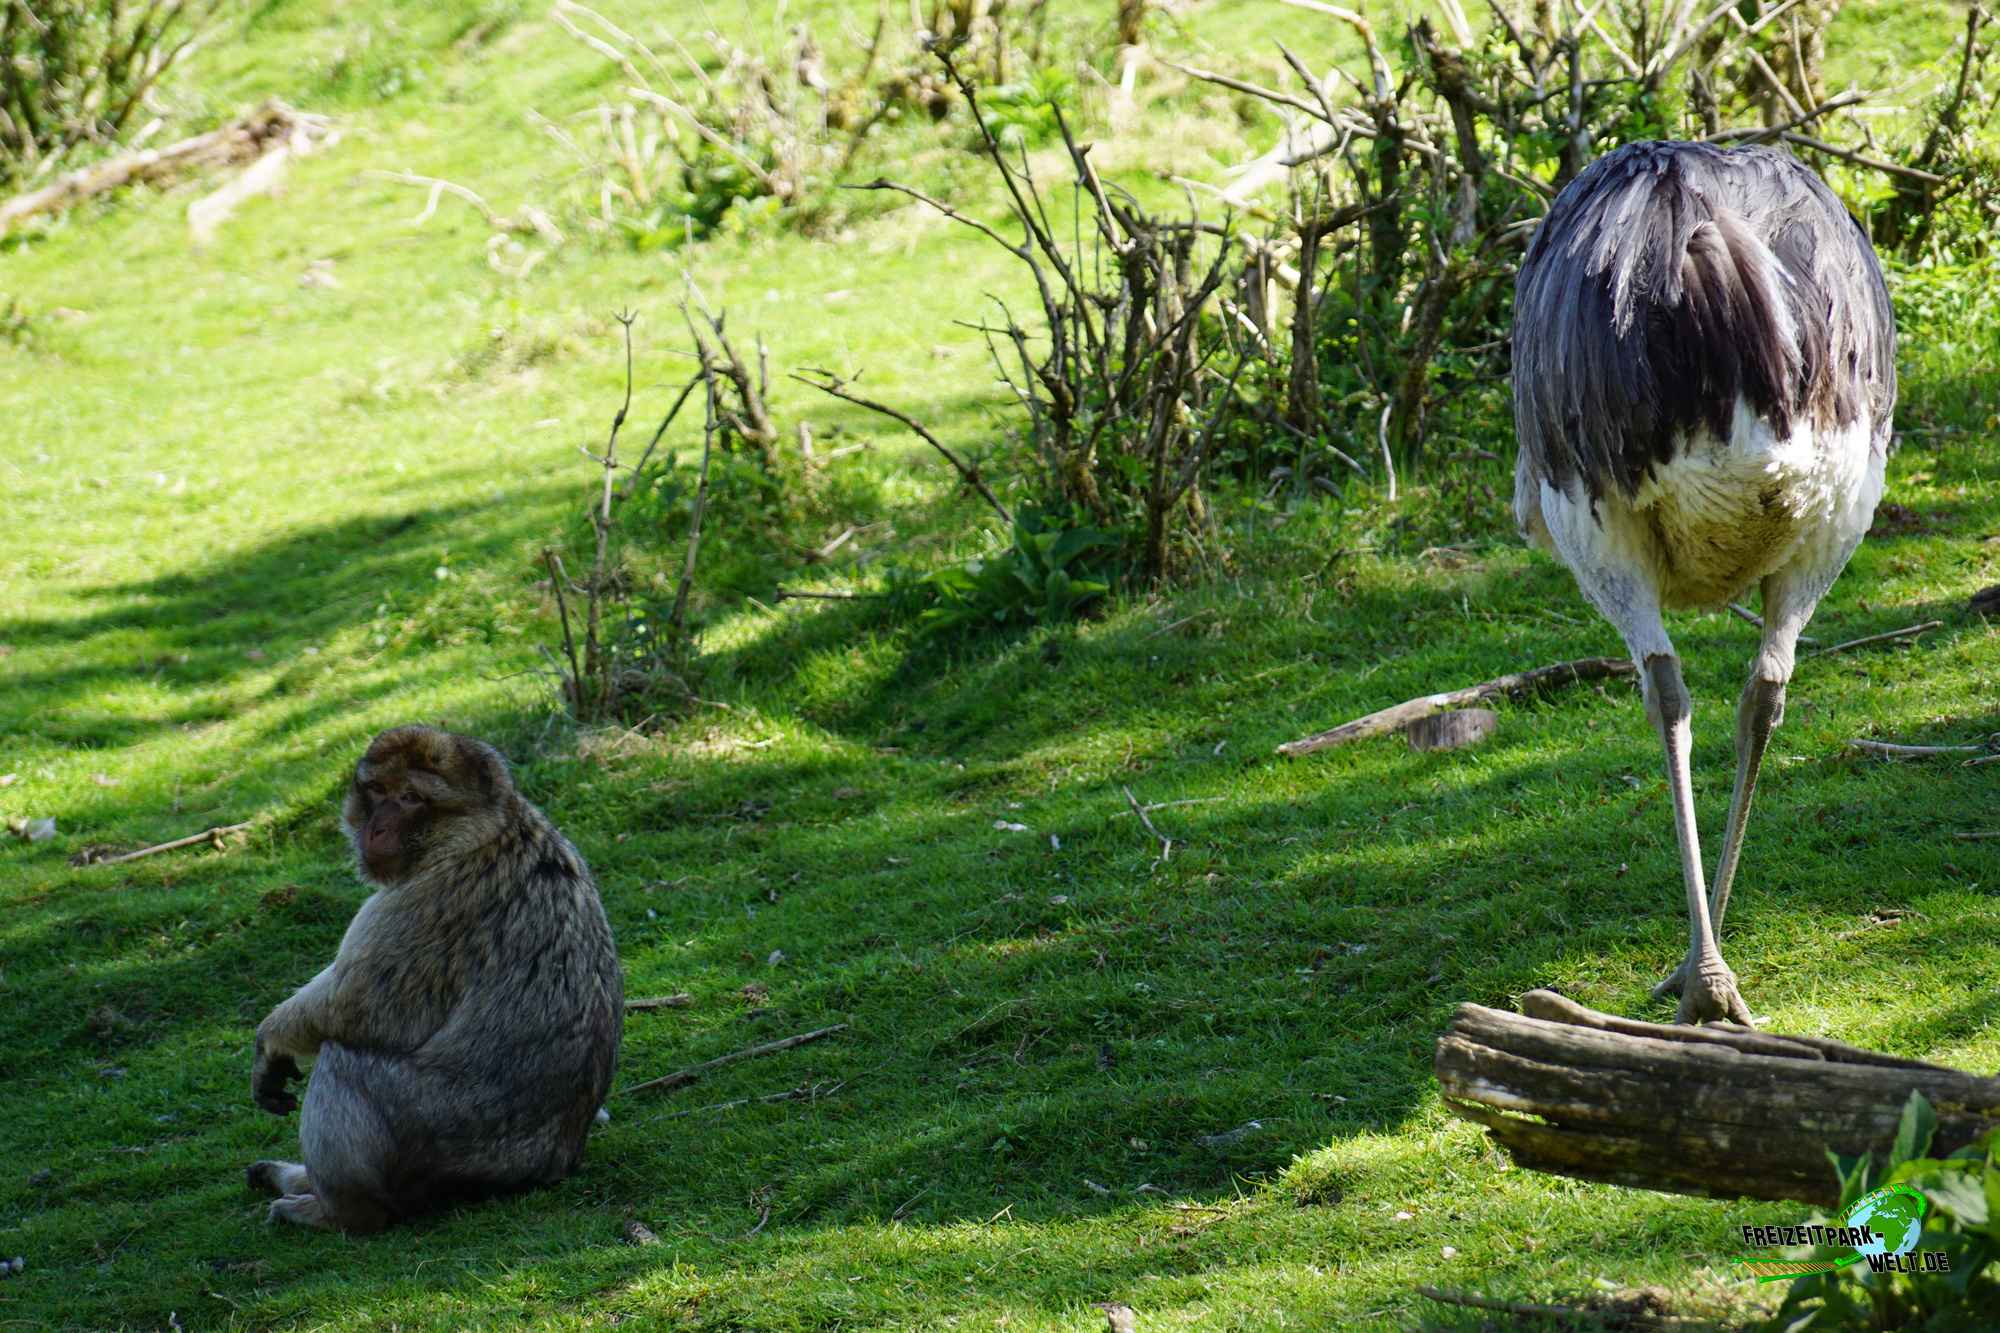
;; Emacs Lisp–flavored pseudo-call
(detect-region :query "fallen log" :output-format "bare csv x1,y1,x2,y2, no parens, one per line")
0,100,330,233
1277,656,1634,756
1436,990,2000,1207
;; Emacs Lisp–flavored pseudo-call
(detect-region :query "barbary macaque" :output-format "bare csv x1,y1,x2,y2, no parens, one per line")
247,726,622,1232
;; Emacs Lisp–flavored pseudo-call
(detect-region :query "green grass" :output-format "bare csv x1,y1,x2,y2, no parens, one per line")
3,1,1997,1328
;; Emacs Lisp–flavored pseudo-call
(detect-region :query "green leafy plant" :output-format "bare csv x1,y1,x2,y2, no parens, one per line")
916,509,1112,638
1767,1092,2000,1331
978,65,1075,150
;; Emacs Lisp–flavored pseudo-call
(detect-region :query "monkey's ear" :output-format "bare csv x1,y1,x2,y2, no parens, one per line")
453,735,511,798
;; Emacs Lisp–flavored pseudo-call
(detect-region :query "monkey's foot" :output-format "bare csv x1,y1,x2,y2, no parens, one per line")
247,1160,311,1197
267,1192,336,1229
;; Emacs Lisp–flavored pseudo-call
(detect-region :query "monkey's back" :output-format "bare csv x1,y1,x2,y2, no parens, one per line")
314,796,623,1211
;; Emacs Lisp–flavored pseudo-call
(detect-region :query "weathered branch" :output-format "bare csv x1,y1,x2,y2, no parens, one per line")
1278,657,1635,755
1846,738,1987,759
2,100,327,230
1781,133,1946,185
1436,990,2000,1206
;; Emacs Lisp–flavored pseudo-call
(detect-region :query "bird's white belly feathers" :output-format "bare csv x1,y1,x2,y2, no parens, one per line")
1532,397,1880,611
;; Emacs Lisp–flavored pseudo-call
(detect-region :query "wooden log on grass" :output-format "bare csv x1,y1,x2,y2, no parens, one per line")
1277,657,1634,756
1435,990,2000,1207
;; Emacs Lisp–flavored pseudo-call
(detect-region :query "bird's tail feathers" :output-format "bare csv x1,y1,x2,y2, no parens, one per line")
1669,208,1811,436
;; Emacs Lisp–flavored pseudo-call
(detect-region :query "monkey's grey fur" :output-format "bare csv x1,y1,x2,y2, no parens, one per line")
248,726,622,1232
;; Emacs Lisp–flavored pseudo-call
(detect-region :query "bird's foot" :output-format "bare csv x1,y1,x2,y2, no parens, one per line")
1650,957,1690,1001
1668,954,1755,1026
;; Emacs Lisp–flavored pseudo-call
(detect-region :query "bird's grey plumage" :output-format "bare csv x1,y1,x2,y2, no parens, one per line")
1514,141,1895,508
1509,140,1896,1026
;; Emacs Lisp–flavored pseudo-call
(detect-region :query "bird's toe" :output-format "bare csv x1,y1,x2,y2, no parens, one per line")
1674,964,1753,1026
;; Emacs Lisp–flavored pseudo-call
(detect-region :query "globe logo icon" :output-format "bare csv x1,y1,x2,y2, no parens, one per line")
1843,1184,1928,1261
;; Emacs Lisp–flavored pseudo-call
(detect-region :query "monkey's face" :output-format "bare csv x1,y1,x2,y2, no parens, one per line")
343,726,508,885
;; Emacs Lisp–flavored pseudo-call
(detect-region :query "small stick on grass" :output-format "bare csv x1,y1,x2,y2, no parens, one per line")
1279,657,1636,756
1147,608,1214,639
1122,785,1172,866
1808,619,1943,658
1845,737,1996,760
543,550,584,709
1117,797,1226,815
621,1023,848,1097
1955,831,2000,841
656,1078,848,1119
70,821,254,867
626,993,693,1011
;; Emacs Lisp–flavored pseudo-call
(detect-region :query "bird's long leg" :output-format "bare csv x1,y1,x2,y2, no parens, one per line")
1532,485,1761,1025
1640,653,1754,1025
1709,571,1815,933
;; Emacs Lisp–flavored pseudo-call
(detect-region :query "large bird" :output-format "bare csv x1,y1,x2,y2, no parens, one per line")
1512,141,1896,1024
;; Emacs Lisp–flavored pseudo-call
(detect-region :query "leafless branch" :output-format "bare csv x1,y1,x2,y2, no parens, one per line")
1121,785,1173,866
626,993,694,1010
69,821,255,868
622,1023,849,1096
1807,619,1944,657
791,371,1011,523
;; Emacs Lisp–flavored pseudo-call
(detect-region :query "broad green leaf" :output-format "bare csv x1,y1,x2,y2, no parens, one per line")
1892,1090,1938,1168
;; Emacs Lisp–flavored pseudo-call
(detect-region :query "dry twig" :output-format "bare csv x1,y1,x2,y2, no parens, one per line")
1121,785,1173,866
367,169,563,244
626,994,694,1011
1808,619,1944,657
656,1078,849,1119
774,587,885,602
1416,1285,1705,1330
1845,737,1995,760
622,1023,849,1096
69,821,254,868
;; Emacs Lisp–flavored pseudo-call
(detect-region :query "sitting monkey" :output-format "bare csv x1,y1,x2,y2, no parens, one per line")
247,725,622,1232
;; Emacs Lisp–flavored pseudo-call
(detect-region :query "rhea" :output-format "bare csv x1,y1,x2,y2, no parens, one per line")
1512,141,1895,1024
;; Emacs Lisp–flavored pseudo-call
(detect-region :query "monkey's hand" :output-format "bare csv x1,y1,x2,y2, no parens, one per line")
252,1045,302,1115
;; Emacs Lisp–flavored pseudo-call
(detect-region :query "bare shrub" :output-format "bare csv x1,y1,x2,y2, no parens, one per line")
826,47,1249,585
1185,0,1976,476
544,312,710,723
0,0,224,187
